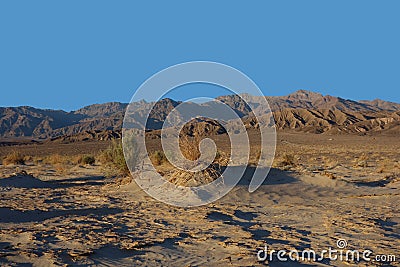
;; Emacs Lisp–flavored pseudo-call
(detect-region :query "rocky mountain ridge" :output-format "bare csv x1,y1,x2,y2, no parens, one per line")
0,90,399,139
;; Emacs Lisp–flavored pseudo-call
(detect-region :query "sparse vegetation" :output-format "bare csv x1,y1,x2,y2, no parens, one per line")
3,151,25,165
78,154,96,165
43,154,68,165
98,139,130,177
54,163,68,174
179,135,201,162
354,153,368,168
275,153,296,169
165,135,230,187
151,150,167,166
322,171,336,179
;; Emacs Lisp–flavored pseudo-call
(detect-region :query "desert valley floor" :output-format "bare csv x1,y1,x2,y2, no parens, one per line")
0,132,399,266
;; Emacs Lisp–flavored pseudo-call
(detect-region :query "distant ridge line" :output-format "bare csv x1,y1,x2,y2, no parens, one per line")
0,90,399,138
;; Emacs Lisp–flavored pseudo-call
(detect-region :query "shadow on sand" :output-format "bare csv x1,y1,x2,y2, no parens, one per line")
0,175,105,189
236,166,298,186
0,206,123,223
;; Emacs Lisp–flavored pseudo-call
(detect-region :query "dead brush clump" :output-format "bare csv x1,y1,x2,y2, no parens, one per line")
322,171,336,179
2,151,25,165
150,151,168,166
54,163,68,175
74,154,96,165
248,148,261,166
167,135,229,187
179,135,201,162
23,155,33,163
98,139,130,177
386,172,400,184
33,156,43,165
43,154,69,165
322,156,339,169
39,154,70,174
353,153,369,168
274,152,296,170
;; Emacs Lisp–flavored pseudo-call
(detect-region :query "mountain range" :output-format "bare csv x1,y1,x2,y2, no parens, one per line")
1,90,399,139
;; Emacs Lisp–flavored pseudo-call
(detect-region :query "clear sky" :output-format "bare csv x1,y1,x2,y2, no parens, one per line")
0,1,399,111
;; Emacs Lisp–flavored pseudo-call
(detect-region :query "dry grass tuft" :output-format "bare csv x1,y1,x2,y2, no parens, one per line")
354,153,369,168
150,151,167,166
275,153,296,169
166,135,229,187
55,163,68,174
75,154,96,165
43,154,68,165
3,151,25,165
179,135,201,162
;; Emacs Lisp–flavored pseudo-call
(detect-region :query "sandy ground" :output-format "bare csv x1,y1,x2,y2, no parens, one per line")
0,133,399,266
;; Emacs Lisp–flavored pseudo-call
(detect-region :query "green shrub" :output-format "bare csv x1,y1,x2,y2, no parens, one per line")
99,140,130,177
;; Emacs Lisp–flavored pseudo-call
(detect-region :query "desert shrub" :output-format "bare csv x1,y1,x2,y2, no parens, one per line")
33,156,43,165
278,153,295,167
322,171,336,179
55,163,68,174
167,136,230,187
82,155,95,165
75,154,96,165
99,139,130,177
23,155,33,162
215,150,222,161
43,154,68,165
3,151,25,165
151,150,167,166
248,149,261,166
354,153,368,168
179,135,202,162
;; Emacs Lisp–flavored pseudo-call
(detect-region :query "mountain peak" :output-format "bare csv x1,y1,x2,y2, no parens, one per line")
287,90,324,101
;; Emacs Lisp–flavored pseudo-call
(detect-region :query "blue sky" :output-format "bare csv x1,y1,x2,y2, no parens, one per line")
0,1,399,111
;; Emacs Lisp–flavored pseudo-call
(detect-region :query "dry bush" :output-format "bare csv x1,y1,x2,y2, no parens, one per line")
322,171,336,179
43,154,68,165
275,153,296,168
32,156,44,166
322,156,339,169
23,155,33,162
82,155,95,165
167,135,229,187
150,151,167,166
178,135,228,166
354,153,368,168
248,148,261,166
3,151,25,165
55,163,68,175
98,139,130,177
179,135,201,162
74,154,96,165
